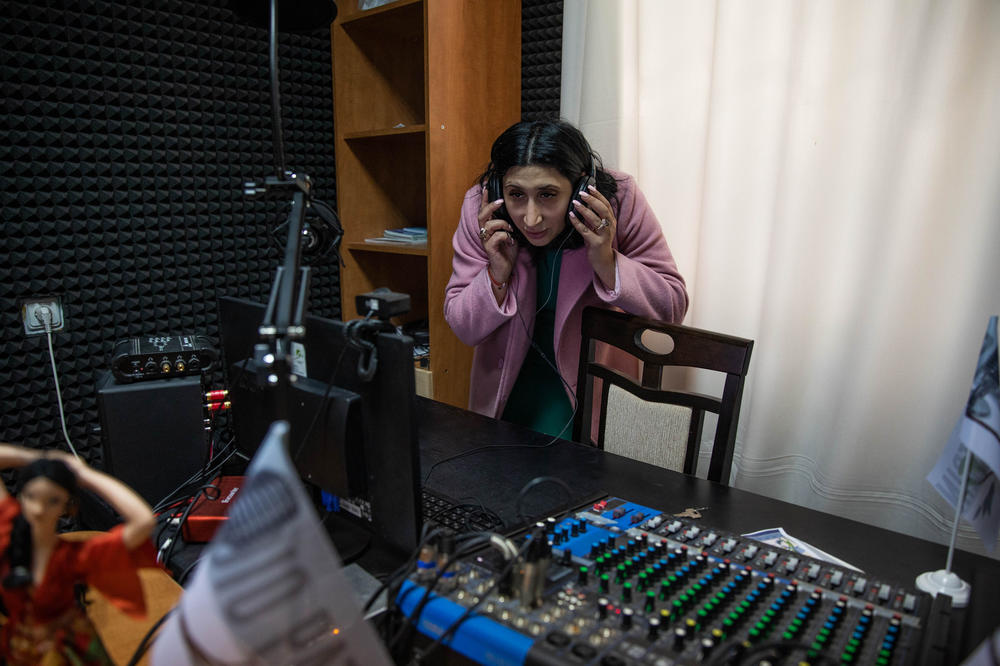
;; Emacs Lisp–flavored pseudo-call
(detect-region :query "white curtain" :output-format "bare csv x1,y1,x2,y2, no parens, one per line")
562,0,1000,558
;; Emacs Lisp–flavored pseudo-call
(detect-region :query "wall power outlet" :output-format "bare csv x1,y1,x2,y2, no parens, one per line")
22,297,65,335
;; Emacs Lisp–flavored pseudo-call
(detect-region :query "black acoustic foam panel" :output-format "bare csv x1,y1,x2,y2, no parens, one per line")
522,0,562,121
0,1,340,461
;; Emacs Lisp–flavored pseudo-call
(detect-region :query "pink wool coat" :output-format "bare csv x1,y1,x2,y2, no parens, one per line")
444,171,688,420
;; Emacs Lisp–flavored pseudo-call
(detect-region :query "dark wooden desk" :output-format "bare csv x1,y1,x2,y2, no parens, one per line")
416,397,1000,661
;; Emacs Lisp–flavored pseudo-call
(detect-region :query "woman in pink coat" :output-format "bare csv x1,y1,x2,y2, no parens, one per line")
444,120,688,438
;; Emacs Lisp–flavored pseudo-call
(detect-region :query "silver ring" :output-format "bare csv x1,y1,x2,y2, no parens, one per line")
479,227,488,242
596,218,610,231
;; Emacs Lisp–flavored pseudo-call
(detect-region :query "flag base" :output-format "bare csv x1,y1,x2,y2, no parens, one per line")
915,569,970,607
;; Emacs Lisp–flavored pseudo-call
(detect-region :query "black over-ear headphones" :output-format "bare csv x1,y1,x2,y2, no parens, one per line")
486,156,597,241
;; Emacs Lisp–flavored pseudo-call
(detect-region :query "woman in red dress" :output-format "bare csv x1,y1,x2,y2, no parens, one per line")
0,444,156,665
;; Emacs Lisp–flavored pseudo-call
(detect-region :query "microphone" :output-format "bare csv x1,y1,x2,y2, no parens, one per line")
229,0,338,32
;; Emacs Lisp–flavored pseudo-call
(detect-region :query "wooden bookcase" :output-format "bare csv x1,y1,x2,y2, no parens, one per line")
331,0,521,408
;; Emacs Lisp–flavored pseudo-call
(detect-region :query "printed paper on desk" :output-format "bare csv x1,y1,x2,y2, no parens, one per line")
152,421,392,666
742,527,862,572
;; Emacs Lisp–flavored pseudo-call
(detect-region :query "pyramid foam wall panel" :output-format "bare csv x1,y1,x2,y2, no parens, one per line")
0,0,340,460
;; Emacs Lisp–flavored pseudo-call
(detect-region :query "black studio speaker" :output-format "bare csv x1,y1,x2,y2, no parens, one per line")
96,372,207,506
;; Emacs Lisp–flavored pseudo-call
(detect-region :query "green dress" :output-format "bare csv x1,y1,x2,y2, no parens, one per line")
501,249,575,437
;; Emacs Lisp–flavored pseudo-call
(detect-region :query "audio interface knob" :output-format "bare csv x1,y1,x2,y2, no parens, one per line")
621,607,634,630
597,597,609,620
647,617,660,641
673,627,687,652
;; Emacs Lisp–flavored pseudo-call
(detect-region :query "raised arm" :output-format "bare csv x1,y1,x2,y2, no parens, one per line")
0,443,45,502
54,452,156,551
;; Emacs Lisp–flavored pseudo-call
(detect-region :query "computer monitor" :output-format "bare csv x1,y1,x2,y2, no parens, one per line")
218,296,422,554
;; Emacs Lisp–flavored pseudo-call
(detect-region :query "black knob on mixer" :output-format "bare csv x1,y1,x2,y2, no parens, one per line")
597,597,609,620
673,627,687,652
647,617,661,642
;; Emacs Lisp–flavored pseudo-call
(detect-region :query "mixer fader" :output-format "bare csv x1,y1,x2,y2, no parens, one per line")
396,496,951,665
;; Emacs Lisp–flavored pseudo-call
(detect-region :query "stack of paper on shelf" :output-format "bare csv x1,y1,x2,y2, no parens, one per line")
364,227,427,245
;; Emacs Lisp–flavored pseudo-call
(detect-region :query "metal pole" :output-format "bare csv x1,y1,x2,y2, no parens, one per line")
945,446,973,574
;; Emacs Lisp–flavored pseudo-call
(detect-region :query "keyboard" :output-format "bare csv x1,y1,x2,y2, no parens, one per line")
421,489,504,534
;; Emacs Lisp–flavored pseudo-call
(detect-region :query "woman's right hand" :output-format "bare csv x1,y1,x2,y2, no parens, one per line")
47,449,88,478
477,187,517,284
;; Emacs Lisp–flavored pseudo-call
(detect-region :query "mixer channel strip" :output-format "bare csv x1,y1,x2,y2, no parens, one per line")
397,497,951,665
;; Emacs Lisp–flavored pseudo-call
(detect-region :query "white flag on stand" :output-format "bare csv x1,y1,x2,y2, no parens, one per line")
926,316,1000,552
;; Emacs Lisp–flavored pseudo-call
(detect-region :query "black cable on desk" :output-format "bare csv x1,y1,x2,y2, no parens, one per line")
369,524,445,649
514,475,573,525
388,531,497,657
422,431,572,488
411,536,533,665
421,300,579,488
406,475,571,660
125,608,173,666
159,483,220,572
367,524,443,612
152,442,241,515
176,556,203,586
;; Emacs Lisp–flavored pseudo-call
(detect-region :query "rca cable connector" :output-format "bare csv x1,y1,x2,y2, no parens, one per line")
415,541,439,583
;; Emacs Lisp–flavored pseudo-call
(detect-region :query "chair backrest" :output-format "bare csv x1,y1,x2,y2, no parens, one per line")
573,306,753,484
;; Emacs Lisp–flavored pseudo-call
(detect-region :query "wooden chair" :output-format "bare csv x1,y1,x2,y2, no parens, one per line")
573,307,754,484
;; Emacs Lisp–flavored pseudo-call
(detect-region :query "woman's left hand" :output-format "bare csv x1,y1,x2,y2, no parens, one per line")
568,184,617,290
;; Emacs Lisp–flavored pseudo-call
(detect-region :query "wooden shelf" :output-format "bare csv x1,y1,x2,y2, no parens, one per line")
347,241,429,256
338,0,422,24
332,0,520,408
333,1,424,135
343,124,427,141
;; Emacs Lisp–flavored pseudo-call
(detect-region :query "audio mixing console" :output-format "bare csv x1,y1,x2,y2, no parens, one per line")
396,497,951,665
